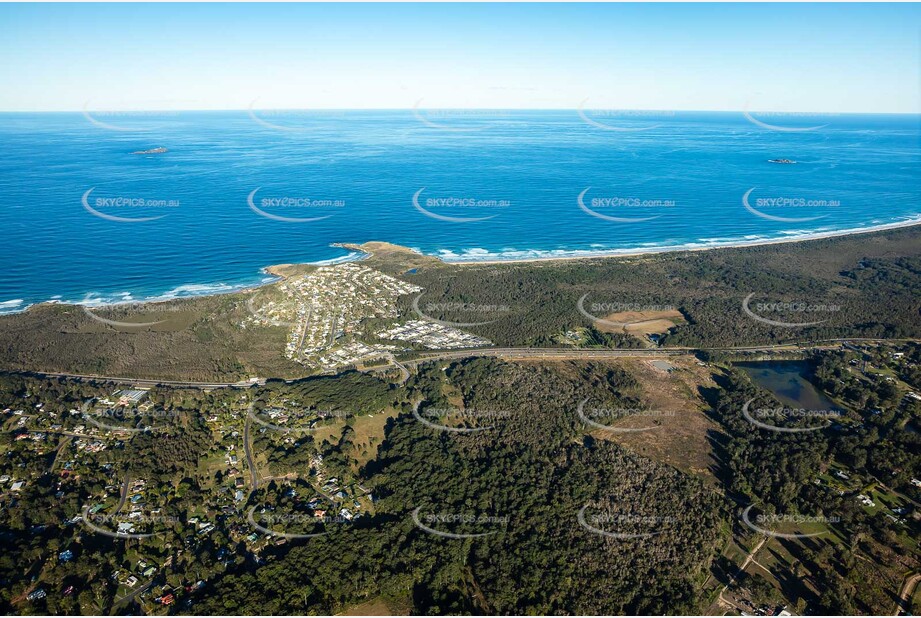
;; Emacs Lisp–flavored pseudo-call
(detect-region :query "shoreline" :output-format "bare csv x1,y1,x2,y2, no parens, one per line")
2,218,920,316
437,218,921,265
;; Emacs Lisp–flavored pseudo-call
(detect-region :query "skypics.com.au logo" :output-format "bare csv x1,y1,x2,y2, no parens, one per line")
742,188,841,223
412,293,511,327
577,398,673,433
741,399,840,433
247,188,345,223
412,188,510,223
576,294,677,329
412,506,508,539
81,401,183,434
80,508,179,540
742,293,842,328
577,101,675,132
741,505,838,539
412,402,510,434
81,188,179,223
247,507,349,540
578,188,676,223
412,100,510,132
247,402,352,433
577,505,674,540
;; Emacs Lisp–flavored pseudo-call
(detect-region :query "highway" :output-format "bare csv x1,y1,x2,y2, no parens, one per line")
15,370,264,390
7,338,914,391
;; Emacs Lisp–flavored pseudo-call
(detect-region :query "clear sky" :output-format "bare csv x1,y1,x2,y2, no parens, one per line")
0,3,918,113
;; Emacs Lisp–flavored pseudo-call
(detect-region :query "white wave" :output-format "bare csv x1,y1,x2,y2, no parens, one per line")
433,217,921,264
159,283,237,299
309,251,367,266
0,299,24,309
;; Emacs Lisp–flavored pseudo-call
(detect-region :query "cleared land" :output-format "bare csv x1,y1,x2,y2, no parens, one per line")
594,308,688,340
596,357,721,482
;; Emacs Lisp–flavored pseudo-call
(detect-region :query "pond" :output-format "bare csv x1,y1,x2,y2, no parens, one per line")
736,361,840,411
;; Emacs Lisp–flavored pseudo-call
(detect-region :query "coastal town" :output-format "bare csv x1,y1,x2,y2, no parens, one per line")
244,263,493,371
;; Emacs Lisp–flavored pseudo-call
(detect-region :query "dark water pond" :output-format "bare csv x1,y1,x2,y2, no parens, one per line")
736,361,839,411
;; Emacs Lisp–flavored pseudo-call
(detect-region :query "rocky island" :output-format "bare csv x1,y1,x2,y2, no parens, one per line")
768,158,796,164
132,146,168,155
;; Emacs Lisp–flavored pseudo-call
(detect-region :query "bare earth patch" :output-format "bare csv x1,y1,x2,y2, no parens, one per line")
595,308,686,335
590,356,721,484
338,597,408,616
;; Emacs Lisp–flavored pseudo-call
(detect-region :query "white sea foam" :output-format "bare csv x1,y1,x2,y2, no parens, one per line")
309,251,367,266
0,299,25,314
434,217,921,263
3,218,919,314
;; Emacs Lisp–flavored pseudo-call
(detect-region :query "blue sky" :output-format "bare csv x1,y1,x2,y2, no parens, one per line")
0,3,918,112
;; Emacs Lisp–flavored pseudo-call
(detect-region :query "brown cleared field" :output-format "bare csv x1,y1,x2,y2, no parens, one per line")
338,596,409,616
507,356,721,482
589,356,722,483
595,308,686,335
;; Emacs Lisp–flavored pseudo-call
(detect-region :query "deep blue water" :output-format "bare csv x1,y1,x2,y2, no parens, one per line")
0,110,918,313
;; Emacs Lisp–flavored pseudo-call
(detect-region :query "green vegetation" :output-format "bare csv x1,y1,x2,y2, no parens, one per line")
0,226,919,381
0,228,919,615
704,346,920,615
0,359,726,615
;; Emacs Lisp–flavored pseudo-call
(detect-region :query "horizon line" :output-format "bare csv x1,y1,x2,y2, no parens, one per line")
2,107,919,115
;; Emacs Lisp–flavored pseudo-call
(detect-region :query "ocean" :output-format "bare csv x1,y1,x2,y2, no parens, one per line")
0,110,918,314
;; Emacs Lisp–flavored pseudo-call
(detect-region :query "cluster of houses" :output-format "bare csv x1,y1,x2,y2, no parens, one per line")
247,263,421,365
313,341,402,371
188,516,217,537
310,453,373,520
377,319,492,350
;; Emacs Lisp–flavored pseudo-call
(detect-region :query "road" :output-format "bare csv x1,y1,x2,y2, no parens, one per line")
714,536,768,615
243,414,258,492
15,370,264,390
114,475,130,514
112,578,155,611
895,572,920,616
26,429,100,440
48,435,72,473
403,346,688,364
8,338,915,391
366,352,411,384
295,305,313,356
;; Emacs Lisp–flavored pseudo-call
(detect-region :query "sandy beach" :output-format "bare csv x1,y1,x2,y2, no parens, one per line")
434,218,921,266
4,219,920,317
